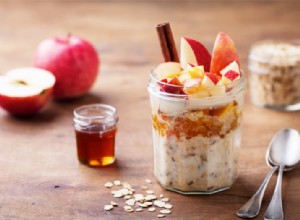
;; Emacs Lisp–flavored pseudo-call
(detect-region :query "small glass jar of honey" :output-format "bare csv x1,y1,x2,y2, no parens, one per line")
73,104,118,167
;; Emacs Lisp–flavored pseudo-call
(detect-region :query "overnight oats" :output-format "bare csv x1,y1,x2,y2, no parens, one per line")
148,26,246,194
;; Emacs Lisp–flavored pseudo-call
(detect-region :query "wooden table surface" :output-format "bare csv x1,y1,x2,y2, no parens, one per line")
0,1,299,219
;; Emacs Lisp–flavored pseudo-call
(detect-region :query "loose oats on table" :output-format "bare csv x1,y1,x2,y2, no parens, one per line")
103,179,173,218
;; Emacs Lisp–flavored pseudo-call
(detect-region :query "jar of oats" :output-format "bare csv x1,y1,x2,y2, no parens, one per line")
248,40,300,111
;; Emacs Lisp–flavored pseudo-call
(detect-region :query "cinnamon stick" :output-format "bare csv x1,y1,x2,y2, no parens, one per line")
156,22,179,62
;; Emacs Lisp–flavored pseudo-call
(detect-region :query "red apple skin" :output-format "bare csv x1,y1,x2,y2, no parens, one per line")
210,32,239,76
184,37,211,72
34,35,99,100
224,70,239,81
205,72,219,85
160,77,184,94
0,88,53,117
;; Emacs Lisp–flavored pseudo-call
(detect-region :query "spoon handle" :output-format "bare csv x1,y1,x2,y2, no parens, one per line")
264,164,284,220
237,166,277,219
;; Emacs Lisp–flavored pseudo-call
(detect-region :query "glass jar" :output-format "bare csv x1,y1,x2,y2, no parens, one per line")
248,40,300,111
148,71,246,194
73,104,118,167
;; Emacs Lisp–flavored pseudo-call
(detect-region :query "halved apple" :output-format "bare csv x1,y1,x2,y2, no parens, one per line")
0,67,55,117
180,37,211,71
153,62,181,80
210,32,239,76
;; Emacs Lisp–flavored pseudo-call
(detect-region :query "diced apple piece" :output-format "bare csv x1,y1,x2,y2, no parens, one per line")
222,70,240,85
178,73,192,84
188,66,205,78
202,73,219,88
220,61,240,75
220,61,241,85
160,76,184,94
180,37,211,72
183,78,201,94
153,62,181,80
210,32,239,76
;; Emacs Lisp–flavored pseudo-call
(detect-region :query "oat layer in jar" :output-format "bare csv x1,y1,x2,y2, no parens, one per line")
148,71,246,194
248,40,300,111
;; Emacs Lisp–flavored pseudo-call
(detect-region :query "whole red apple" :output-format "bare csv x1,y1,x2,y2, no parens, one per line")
34,34,99,100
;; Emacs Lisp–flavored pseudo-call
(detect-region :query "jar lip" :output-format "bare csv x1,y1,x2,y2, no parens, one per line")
148,68,246,101
73,104,118,124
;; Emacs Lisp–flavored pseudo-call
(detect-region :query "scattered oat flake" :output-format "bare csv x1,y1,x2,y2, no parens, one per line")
104,204,113,211
144,201,153,206
139,203,148,208
113,192,124,198
124,205,134,212
154,200,165,208
161,198,170,202
134,194,144,202
157,214,165,218
160,209,171,214
146,190,154,194
145,179,152,184
141,185,148,190
159,194,164,198
126,199,135,206
124,195,131,200
120,188,129,195
145,195,157,201
104,182,114,188
164,204,173,209
148,207,156,212
110,201,118,206
136,208,143,212
114,180,121,186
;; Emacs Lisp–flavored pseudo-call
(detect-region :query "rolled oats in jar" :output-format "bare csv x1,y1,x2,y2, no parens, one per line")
248,40,300,111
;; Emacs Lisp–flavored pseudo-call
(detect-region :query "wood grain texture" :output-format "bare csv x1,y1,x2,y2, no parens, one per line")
0,1,299,219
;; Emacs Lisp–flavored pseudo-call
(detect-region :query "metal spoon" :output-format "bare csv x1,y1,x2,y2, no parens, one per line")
264,128,300,220
237,128,300,219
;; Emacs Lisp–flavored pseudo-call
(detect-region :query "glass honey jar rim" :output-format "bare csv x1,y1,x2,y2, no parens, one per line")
73,104,118,129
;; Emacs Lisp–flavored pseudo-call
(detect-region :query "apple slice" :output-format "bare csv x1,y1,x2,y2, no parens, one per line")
210,32,239,76
153,62,181,80
0,67,55,117
180,37,211,71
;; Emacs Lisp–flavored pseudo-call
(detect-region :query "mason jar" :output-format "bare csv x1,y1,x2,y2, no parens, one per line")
148,71,246,194
248,40,300,111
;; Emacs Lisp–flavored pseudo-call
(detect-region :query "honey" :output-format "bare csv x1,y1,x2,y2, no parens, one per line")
75,127,117,167
73,104,118,167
